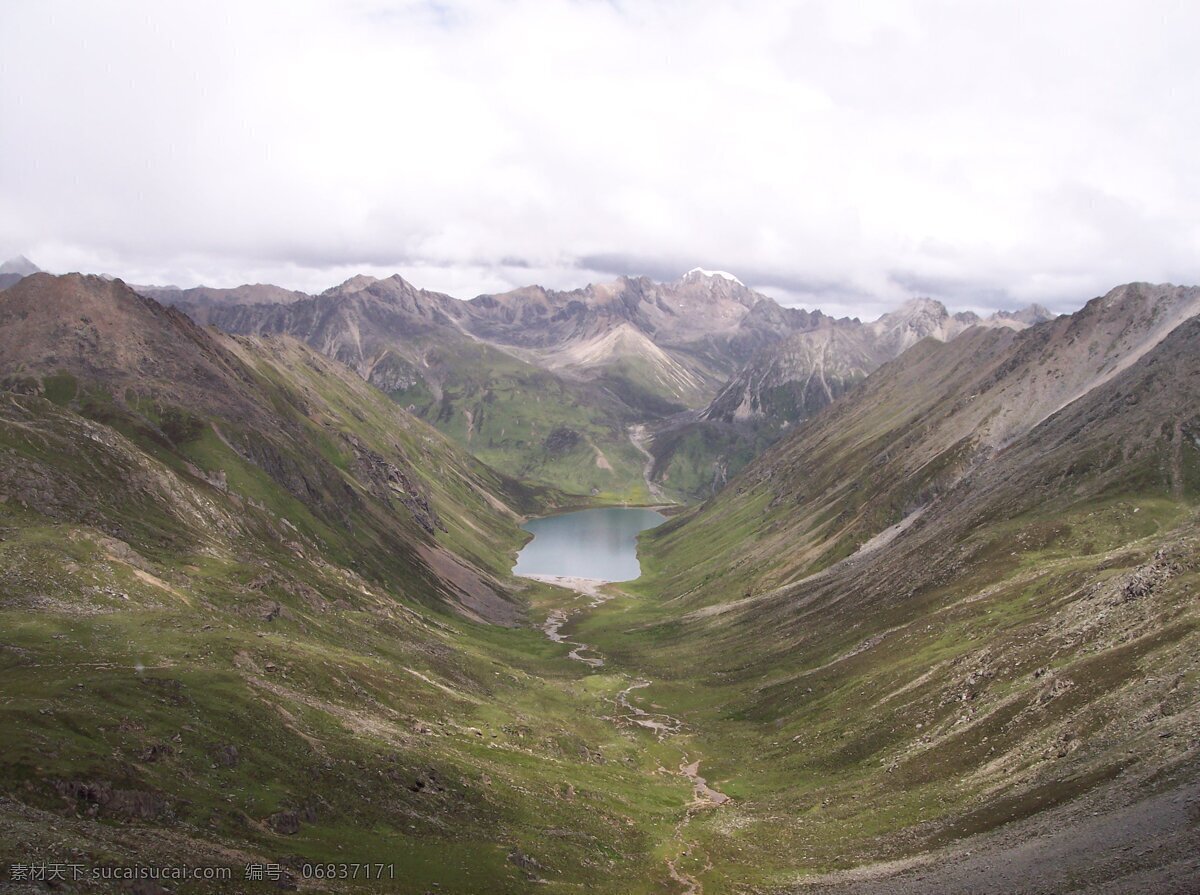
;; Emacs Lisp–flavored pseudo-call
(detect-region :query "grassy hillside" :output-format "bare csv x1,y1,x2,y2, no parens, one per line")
0,276,693,893
2,275,1197,893
569,308,1200,891
389,341,654,504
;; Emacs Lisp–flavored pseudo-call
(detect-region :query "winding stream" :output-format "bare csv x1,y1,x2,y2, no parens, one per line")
534,582,729,807
518,509,729,892
532,582,730,894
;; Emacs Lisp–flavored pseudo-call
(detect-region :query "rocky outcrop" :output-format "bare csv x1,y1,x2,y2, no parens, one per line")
703,299,1056,426
55,779,172,820
344,434,446,535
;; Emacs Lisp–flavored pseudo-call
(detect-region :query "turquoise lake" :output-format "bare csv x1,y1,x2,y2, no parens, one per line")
513,507,665,581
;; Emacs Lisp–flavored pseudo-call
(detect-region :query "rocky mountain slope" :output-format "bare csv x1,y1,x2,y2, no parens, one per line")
576,282,1200,891
0,274,714,893
163,270,1049,503
646,298,1054,501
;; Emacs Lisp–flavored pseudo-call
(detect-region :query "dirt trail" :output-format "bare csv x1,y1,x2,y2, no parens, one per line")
530,575,730,893
666,856,704,895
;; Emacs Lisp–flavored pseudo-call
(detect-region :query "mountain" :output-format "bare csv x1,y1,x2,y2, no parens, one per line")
3,272,1197,893
644,298,1056,501
0,254,40,276
137,282,309,306
578,282,1200,890
992,302,1056,327
162,270,829,501
0,254,41,289
0,273,713,893
0,272,539,621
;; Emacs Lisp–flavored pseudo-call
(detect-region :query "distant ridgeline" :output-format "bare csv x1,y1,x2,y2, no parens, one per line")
129,266,1053,503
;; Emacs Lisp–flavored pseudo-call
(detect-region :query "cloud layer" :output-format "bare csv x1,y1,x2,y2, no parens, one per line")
2,0,1197,317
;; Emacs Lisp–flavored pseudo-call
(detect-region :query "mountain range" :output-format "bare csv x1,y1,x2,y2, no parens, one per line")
134,266,1053,501
0,269,1197,892
0,256,1056,502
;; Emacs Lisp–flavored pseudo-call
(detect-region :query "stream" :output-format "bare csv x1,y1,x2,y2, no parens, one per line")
517,507,729,892
526,572,731,893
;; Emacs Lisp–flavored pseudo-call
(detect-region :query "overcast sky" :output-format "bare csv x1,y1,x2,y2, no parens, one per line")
2,0,1197,318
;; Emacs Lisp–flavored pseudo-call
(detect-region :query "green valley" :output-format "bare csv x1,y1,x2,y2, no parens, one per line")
1,274,1197,894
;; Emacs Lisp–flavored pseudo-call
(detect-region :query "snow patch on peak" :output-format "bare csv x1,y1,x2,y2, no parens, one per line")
686,267,744,287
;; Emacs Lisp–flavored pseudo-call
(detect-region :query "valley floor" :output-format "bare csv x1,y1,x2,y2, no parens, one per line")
523,573,1200,895
2,515,1198,894
4,276,1199,894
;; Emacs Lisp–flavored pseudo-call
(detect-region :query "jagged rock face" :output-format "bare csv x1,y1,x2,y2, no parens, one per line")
701,298,1057,425
702,321,882,424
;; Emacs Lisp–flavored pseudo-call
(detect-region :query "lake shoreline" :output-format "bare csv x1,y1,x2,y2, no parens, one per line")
513,506,665,581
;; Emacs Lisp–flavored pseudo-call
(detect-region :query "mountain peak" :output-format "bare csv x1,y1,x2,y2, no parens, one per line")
1009,302,1055,324
890,297,949,318
329,274,381,293
0,254,41,276
683,267,744,287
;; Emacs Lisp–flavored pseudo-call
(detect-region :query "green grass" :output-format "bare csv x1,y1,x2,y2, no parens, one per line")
4,323,1200,894
390,343,654,503
0,509,700,893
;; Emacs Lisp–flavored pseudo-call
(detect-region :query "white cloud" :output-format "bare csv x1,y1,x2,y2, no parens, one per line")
1,0,1197,316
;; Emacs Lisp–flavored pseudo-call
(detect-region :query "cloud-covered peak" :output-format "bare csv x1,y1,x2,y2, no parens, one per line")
0,255,41,276
2,2,1197,316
